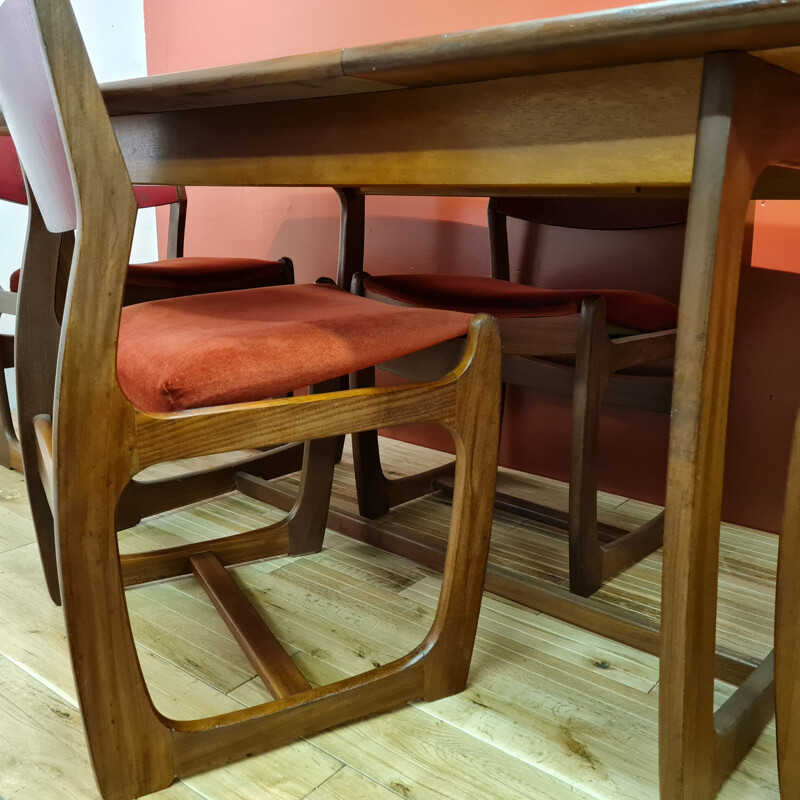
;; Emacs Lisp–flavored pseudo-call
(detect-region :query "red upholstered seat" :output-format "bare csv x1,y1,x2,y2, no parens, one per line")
9,256,287,294
131,185,180,208
117,283,472,413
0,135,25,205
363,273,678,333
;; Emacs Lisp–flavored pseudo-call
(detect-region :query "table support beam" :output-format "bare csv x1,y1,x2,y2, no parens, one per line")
660,51,800,799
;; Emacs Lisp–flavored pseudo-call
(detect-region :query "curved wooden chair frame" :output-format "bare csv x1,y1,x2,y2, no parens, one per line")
2,156,301,610
1,3,502,798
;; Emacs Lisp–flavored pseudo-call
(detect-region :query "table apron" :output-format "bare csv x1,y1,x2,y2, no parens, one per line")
114,58,702,193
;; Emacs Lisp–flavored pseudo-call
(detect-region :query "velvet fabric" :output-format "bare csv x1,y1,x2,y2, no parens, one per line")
9,256,286,294
0,135,26,205
117,283,472,413
364,273,678,332
131,185,180,208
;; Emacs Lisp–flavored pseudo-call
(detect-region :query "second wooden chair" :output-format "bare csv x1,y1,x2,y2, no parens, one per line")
352,194,683,597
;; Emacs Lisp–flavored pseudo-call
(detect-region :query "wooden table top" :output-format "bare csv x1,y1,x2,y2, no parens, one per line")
5,0,800,196
96,0,800,117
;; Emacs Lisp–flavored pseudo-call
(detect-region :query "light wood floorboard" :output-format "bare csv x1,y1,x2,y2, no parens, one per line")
0,438,779,799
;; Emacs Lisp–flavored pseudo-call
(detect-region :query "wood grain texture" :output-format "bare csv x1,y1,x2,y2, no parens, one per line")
343,0,800,88
113,60,702,192
3,1,800,140
0,436,782,798
8,3,800,798
659,51,800,799
190,551,312,699
249,478,758,688
101,50,399,116
31,414,52,512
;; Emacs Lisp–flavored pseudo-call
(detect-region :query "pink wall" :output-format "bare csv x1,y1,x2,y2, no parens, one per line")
144,0,800,532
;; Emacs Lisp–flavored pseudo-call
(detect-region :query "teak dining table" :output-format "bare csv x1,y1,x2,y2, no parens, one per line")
13,0,800,796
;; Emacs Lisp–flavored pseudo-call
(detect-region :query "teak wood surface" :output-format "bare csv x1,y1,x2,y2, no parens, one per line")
9,1,800,798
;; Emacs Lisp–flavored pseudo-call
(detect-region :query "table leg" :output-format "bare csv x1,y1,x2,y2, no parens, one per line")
335,187,365,289
776,416,800,798
660,51,800,798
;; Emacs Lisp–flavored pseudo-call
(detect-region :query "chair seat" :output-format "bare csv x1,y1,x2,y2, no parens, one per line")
8,256,287,293
117,283,472,413
363,273,678,333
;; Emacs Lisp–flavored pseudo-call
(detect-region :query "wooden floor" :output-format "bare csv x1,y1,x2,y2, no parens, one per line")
0,438,779,799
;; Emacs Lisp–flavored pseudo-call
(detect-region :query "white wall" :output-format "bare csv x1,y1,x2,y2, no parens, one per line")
0,0,155,407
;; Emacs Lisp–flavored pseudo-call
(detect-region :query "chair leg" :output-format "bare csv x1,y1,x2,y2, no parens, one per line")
420,316,502,699
286,379,340,555
0,331,15,469
569,296,672,596
351,367,392,518
287,435,338,554
351,365,455,519
59,474,175,799
776,413,800,798
15,208,63,605
568,297,610,597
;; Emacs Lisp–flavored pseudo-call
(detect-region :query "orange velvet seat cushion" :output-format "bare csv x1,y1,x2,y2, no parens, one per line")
117,283,472,413
363,274,678,333
131,185,180,208
0,135,26,205
9,256,286,294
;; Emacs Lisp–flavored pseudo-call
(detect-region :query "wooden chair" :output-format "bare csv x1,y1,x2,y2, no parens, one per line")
352,195,683,597
0,2,501,798
0,134,294,470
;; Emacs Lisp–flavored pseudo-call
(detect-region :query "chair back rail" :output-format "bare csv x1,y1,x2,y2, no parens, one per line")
488,196,687,299
0,4,167,794
0,0,76,231
490,196,689,230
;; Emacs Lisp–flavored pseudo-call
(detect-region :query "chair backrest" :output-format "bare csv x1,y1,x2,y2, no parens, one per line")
488,196,687,303
0,0,138,400
490,196,688,230
0,0,76,231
